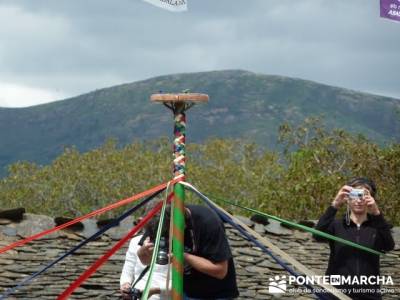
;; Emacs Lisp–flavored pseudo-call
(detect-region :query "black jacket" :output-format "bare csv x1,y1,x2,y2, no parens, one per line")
314,206,395,300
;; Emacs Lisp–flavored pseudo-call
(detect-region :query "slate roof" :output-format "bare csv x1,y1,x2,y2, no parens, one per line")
0,210,399,299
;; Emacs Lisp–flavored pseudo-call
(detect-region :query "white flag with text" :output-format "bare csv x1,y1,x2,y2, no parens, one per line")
142,0,187,12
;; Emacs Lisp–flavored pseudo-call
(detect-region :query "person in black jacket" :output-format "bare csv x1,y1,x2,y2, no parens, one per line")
138,204,239,300
315,177,395,300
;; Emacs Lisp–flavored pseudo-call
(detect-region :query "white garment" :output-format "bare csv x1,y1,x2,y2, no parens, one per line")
120,235,170,300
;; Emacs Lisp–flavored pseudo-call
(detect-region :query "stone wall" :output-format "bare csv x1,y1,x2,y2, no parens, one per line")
0,211,399,299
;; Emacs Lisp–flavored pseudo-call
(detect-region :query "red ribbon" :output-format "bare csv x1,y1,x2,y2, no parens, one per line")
0,181,175,254
57,192,174,300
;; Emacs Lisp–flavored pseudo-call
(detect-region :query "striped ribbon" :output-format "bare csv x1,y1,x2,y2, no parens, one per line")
173,112,186,180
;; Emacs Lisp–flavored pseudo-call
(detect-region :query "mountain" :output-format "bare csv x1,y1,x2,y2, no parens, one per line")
1,70,399,175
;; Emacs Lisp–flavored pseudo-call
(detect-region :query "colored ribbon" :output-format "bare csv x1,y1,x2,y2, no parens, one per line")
57,194,173,300
209,195,384,256
141,182,172,299
0,189,164,300
182,182,351,300
173,111,186,180
0,181,176,254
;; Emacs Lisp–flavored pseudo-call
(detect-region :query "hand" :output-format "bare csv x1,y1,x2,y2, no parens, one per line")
149,287,161,297
332,185,352,209
364,192,380,215
120,282,131,300
137,237,154,265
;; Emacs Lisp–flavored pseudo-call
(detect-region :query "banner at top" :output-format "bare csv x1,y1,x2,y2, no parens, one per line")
142,0,187,12
380,0,400,22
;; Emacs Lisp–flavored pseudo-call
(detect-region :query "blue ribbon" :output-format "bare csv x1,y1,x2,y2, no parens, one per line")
0,189,164,299
186,186,329,300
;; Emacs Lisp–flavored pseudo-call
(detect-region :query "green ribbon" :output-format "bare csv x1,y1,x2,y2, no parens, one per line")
208,195,385,257
141,184,170,300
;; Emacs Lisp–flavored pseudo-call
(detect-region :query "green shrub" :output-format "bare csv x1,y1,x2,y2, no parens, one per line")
1,119,398,225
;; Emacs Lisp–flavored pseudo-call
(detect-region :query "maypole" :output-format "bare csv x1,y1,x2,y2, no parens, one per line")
151,92,208,300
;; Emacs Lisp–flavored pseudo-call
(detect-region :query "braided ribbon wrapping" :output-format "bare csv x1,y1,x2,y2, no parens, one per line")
173,112,186,180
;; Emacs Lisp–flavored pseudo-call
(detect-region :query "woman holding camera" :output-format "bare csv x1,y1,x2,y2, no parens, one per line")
315,177,395,300
120,234,170,300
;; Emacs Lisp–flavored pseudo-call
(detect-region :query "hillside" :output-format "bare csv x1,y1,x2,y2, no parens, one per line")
1,70,399,175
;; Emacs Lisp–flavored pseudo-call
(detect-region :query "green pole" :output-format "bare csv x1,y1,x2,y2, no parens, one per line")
172,183,185,299
172,104,186,300
150,92,209,300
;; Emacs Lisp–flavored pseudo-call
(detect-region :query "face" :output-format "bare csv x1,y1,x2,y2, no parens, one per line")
348,185,370,215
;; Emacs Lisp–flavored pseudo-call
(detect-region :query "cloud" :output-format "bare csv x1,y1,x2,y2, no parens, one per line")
0,82,66,107
0,0,399,107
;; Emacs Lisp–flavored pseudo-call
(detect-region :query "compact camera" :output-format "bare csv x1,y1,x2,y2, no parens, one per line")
129,288,142,300
349,188,364,200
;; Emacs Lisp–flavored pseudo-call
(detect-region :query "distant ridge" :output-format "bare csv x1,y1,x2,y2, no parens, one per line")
1,70,399,175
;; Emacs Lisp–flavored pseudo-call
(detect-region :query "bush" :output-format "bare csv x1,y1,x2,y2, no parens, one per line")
1,119,398,225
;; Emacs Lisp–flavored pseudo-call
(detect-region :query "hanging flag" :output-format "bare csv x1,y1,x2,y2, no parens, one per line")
141,0,188,12
380,0,400,22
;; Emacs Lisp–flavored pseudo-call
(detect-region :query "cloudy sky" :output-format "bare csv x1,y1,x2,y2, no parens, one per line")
0,0,399,107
